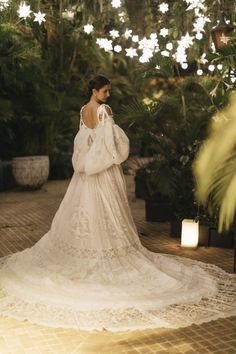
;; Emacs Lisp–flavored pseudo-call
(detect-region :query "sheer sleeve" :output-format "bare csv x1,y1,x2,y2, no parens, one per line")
84,106,130,175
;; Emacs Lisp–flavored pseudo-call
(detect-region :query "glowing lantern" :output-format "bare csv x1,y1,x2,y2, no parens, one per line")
181,219,199,249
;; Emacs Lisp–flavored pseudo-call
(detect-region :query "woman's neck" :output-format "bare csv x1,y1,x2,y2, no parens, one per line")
90,96,104,105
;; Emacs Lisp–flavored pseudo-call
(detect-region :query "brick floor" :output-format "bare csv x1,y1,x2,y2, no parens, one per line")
0,175,235,354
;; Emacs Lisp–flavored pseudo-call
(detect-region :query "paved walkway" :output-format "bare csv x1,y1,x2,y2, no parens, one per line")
0,175,235,354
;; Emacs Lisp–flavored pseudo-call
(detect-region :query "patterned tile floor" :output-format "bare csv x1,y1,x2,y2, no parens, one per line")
0,175,235,354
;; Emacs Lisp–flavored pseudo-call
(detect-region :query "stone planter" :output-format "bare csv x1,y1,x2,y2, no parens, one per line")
12,155,49,190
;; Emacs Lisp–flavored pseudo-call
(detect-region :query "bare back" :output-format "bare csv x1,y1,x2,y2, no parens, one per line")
80,103,100,129
80,103,113,129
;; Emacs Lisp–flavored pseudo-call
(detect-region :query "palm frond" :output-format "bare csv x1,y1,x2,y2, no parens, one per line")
194,92,236,231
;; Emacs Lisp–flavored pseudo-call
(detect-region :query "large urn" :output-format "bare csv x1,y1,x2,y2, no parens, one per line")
12,155,49,190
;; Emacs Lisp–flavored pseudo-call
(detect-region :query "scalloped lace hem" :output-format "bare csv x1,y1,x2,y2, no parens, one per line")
0,255,235,332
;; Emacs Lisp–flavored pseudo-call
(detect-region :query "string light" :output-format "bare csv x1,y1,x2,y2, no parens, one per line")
84,24,94,34
160,28,169,37
159,2,169,13
34,11,46,25
109,29,119,38
62,10,75,21
124,29,132,39
181,62,188,69
197,69,203,75
96,38,113,52
114,45,122,53
161,50,170,57
111,0,121,8
132,35,139,43
166,42,173,50
125,47,138,58
0,0,9,11
208,64,215,72
17,2,32,19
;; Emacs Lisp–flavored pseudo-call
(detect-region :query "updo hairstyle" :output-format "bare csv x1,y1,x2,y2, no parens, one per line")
88,75,110,97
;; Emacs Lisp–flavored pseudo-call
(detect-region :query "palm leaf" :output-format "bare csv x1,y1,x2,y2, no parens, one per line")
194,92,236,231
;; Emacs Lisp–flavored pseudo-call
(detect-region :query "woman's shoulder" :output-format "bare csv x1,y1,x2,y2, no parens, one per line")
98,103,113,116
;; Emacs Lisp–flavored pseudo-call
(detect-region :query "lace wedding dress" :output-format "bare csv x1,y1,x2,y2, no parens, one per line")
0,104,235,332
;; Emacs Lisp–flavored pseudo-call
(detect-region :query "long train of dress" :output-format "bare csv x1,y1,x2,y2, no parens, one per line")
0,104,235,331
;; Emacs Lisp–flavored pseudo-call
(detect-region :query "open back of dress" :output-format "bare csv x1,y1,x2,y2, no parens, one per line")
0,104,235,331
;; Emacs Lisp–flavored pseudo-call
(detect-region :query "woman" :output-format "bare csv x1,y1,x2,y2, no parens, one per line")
0,76,235,332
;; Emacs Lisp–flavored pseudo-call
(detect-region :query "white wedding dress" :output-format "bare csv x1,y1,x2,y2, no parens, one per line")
0,104,235,332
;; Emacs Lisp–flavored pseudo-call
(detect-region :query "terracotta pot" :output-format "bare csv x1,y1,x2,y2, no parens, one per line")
12,155,49,190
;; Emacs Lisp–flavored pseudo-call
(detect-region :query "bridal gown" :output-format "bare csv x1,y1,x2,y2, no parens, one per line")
0,104,235,331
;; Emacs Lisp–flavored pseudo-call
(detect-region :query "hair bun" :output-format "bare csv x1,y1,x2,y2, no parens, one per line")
88,79,95,90
87,75,110,97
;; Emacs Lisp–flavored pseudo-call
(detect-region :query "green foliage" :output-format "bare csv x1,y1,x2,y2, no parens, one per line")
121,78,215,216
194,92,236,231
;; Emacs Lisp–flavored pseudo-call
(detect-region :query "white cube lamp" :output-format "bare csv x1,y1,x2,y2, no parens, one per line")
181,219,199,249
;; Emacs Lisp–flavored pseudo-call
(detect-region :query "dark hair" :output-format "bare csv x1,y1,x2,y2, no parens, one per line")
88,75,110,97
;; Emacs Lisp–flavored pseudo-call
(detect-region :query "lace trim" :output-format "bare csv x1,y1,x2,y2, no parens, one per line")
51,238,143,259
0,258,235,332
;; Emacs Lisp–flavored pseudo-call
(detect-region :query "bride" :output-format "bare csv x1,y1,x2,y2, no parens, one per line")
0,75,235,331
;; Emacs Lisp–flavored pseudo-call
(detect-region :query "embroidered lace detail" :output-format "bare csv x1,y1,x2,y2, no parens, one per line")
0,104,235,331
0,254,235,331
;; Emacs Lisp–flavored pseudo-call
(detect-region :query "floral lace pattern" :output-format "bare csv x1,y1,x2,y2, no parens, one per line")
0,106,235,331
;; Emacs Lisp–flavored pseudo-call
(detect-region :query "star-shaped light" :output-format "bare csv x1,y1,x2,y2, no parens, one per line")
174,46,187,64
139,56,149,63
125,47,138,58
0,0,9,11
160,28,168,37
109,29,119,38
193,15,210,33
231,76,236,83
111,0,121,8
132,35,139,42
17,2,32,19
166,42,173,51
185,0,205,11
114,45,122,53
62,9,75,21
178,33,193,49
124,29,132,39
142,48,153,60
96,38,113,52
34,11,46,25
150,33,157,40
159,2,169,13
84,24,94,34
161,50,170,57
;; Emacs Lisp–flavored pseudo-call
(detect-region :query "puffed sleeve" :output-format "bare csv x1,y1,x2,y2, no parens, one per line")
84,114,130,175
71,129,91,174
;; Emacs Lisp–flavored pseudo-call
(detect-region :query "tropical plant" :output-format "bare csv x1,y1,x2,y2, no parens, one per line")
120,78,220,217
194,91,236,232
